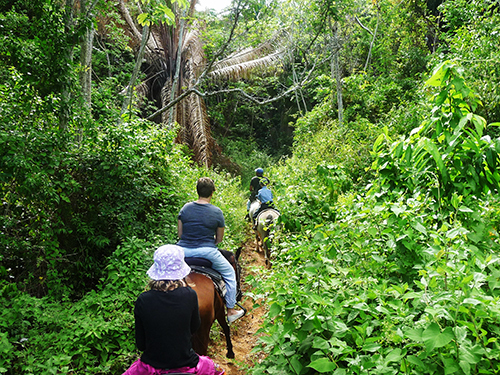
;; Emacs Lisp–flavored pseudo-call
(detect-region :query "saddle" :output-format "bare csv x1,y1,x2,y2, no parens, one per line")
185,257,227,298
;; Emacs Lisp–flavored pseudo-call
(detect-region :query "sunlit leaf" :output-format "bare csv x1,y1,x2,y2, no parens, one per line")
307,357,336,373
422,323,454,351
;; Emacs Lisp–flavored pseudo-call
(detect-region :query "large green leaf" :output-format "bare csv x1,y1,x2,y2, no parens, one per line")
422,323,454,351
308,357,336,373
385,348,404,364
269,303,281,318
424,139,450,185
459,343,485,365
426,61,453,87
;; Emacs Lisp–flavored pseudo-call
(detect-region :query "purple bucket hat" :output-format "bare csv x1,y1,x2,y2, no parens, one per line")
147,245,191,280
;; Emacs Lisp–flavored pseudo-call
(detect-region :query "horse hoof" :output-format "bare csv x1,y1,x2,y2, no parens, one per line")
226,350,235,359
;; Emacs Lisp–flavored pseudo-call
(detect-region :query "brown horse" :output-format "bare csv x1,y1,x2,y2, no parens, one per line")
186,248,244,359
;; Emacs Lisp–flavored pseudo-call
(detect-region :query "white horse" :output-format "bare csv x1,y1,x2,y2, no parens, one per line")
249,200,280,267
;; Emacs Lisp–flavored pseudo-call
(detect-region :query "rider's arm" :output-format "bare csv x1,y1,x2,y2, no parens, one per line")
134,299,146,351
177,219,183,239
215,226,224,245
191,292,201,333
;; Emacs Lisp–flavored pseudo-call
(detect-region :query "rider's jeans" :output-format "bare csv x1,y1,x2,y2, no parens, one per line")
182,246,237,309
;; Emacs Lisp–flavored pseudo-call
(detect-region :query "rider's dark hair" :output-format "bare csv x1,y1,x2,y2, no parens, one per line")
197,177,216,198
148,279,190,292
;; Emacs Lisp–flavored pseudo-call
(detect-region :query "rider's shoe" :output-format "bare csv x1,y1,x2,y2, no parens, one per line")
227,309,244,324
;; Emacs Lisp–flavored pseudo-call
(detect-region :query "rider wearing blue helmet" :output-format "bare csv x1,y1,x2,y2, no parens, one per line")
246,168,265,216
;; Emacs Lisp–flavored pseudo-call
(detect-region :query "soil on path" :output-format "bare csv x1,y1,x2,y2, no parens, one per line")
207,238,268,375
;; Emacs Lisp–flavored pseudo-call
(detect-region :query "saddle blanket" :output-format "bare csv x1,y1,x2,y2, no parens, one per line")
190,265,227,298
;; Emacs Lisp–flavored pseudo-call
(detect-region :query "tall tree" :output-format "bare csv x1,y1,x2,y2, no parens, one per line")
108,0,290,167
79,0,97,109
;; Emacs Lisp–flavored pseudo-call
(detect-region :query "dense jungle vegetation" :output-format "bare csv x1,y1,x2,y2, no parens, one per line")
1,0,500,373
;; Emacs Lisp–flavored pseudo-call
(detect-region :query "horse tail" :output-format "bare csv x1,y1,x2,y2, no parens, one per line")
235,246,243,261
265,214,274,226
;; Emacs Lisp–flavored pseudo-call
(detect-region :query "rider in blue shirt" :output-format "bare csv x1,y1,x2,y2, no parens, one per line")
257,184,273,205
252,177,275,220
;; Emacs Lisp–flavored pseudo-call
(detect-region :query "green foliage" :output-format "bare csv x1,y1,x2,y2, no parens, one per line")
249,49,500,374
269,98,380,232
207,77,295,165
342,73,422,125
372,61,500,207
137,0,189,27
438,0,500,125
0,0,74,97
0,72,192,297
0,237,154,375
252,186,500,374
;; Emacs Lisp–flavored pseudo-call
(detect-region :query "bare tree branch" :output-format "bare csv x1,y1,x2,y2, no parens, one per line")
354,15,373,36
121,25,151,117
363,10,379,71
146,54,319,121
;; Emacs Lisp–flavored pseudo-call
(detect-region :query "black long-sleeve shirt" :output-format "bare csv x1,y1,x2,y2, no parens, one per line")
134,287,201,369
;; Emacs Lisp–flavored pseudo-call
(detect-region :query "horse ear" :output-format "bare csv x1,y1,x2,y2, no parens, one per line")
235,246,243,261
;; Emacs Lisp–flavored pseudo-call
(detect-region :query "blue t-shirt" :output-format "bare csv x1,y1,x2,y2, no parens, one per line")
177,202,225,248
257,186,273,204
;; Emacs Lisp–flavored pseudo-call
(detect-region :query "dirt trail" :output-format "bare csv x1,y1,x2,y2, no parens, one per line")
208,238,268,375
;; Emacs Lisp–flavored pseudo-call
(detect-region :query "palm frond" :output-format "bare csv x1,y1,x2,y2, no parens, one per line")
188,91,211,168
160,79,174,124
212,29,288,70
210,49,285,80
182,23,206,77
136,81,150,107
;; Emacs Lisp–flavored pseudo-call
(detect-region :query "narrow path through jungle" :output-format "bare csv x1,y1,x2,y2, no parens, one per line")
207,235,268,374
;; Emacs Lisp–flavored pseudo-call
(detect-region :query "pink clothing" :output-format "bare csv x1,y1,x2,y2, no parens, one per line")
122,356,224,375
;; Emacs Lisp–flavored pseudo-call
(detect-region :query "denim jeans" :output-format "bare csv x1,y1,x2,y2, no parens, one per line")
182,246,237,308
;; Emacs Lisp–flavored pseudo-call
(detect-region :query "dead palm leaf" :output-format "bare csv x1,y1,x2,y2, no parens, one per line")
107,1,289,167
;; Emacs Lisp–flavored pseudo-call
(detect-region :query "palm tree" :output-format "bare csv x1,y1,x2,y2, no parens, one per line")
113,0,286,167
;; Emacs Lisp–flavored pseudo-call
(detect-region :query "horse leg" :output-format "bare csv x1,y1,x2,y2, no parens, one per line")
190,273,216,356
191,317,211,356
255,231,261,253
219,249,243,302
263,236,272,269
214,291,235,358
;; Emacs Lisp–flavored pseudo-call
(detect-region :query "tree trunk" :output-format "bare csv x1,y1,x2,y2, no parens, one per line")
60,0,76,132
80,0,94,110
364,8,379,71
331,21,343,126
167,8,188,128
121,25,151,119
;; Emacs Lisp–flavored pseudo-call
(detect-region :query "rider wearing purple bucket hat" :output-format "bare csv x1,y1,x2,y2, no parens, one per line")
146,244,192,280
122,245,225,375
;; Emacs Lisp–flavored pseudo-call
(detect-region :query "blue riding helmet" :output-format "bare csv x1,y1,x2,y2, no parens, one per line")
255,167,264,176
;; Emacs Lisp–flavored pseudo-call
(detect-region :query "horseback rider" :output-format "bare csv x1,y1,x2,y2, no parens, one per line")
252,177,275,220
246,167,265,218
177,177,244,324
122,245,225,375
